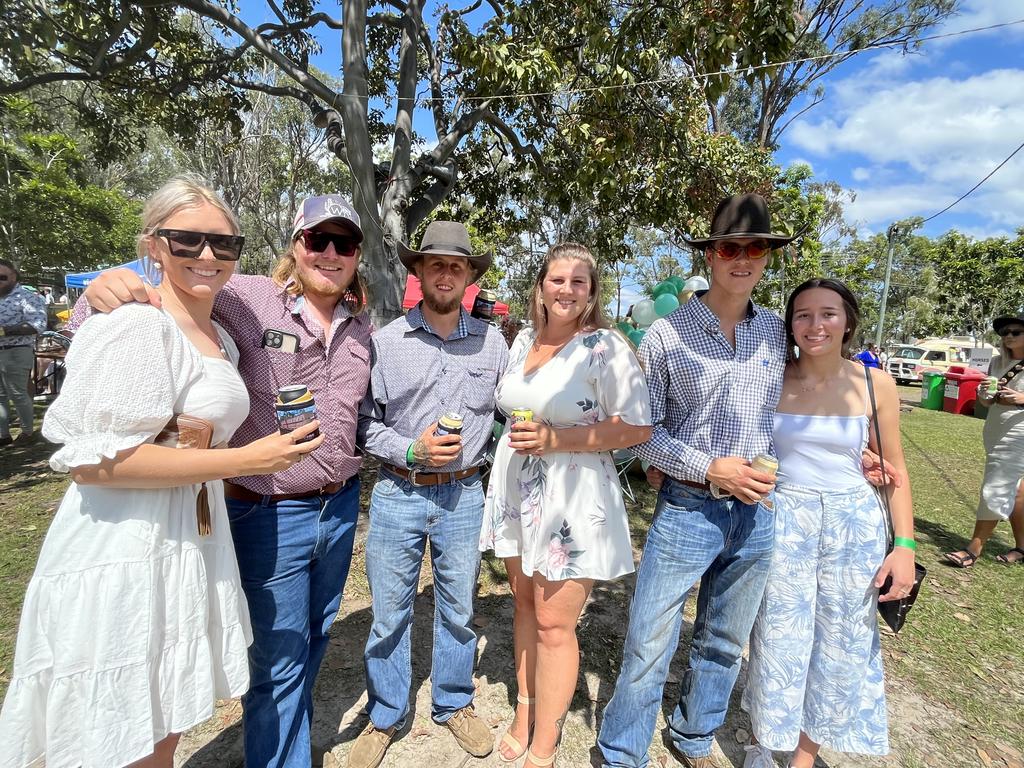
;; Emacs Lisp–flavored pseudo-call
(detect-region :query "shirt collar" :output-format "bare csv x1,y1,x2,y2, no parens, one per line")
689,289,758,323
406,302,483,341
283,281,353,323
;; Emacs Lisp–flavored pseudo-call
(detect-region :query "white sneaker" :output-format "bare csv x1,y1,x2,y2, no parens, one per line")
742,743,778,768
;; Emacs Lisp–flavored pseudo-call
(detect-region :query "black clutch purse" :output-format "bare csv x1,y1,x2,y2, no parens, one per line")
865,369,926,634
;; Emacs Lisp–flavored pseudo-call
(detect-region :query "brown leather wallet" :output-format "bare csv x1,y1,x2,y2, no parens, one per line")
156,414,218,536
384,464,479,486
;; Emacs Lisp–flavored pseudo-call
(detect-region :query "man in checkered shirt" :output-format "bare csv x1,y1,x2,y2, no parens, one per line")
599,194,794,768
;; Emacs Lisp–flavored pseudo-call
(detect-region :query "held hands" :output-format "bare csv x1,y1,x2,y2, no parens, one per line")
508,420,557,456
996,386,1024,406
706,456,775,505
242,421,324,474
412,422,463,467
875,546,917,603
84,269,161,312
861,450,903,489
646,466,666,491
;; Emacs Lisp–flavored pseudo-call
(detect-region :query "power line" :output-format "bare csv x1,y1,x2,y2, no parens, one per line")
919,138,1024,224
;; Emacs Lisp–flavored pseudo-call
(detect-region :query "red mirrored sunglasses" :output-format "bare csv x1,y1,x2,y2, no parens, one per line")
714,240,772,261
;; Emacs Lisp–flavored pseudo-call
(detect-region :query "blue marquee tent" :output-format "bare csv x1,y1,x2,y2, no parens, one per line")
64,259,147,292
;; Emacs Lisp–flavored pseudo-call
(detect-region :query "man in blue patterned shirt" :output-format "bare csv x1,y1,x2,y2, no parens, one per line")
0,259,48,445
599,194,794,768
352,221,508,768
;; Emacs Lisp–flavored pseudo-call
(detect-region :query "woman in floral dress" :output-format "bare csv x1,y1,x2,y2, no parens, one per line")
480,243,652,768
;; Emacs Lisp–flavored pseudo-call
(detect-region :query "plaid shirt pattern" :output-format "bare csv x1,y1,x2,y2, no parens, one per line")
358,303,508,472
633,293,787,483
0,285,47,349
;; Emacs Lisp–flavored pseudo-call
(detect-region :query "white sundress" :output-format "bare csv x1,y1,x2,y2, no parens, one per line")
0,303,253,768
977,354,1024,520
480,328,651,581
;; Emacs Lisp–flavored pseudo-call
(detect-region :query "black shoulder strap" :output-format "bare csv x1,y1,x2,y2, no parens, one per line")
997,359,1024,388
865,367,894,545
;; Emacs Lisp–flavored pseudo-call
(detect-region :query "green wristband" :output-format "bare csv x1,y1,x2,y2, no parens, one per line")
893,536,917,551
406,442,416,467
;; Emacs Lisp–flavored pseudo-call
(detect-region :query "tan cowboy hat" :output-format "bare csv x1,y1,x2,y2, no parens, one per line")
398,221,492,281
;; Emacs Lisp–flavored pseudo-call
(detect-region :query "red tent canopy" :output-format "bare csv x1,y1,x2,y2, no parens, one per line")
402,275,509,316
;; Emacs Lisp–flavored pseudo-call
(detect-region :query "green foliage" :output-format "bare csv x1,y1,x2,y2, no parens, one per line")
0,114,140,281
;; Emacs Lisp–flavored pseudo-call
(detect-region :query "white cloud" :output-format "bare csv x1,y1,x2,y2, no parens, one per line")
935,0,1024,41
787,67,1024,234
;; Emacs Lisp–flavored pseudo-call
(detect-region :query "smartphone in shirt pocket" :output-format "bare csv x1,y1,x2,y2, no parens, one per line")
262,329,300,353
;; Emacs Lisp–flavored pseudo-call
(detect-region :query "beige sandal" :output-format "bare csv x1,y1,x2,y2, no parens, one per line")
498,694,534,763
525,746,558,767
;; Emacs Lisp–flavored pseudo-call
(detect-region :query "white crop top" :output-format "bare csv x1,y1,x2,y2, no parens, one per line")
772,411,869,491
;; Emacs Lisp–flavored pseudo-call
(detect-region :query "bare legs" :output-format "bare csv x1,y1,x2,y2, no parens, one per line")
947,480,1024,564
125,734,180,768
503,557,593,767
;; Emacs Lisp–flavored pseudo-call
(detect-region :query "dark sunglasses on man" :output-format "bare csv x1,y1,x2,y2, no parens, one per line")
156,229,246,261
301,229,359,257
998,328,1024,338
714,240,772,261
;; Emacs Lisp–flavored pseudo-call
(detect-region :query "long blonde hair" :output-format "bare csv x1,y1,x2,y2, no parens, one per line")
272,240,369,315
138,175,240,283
528,242,609,334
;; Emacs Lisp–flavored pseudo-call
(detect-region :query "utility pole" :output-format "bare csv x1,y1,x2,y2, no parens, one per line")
875,223,900,349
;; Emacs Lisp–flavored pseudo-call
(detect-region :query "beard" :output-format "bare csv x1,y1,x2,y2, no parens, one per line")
422,288,462,315
294,266,348,300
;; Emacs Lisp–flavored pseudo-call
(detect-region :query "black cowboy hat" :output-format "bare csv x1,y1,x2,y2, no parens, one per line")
993,310,1024,335
398,221,492,281
683,193,800,249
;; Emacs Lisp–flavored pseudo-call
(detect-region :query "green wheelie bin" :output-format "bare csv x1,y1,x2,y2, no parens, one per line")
920,371,945,410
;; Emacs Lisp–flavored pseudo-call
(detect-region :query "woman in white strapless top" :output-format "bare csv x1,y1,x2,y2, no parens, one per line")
741,279,917,768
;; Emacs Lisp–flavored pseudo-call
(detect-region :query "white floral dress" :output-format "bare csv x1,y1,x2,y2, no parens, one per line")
0,304,253,768
480,328,651,581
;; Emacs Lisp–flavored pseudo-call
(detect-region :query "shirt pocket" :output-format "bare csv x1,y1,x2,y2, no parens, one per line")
461,368,497,413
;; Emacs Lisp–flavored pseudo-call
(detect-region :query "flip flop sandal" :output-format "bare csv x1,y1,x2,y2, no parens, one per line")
996,547,1024,564
944,550,978,568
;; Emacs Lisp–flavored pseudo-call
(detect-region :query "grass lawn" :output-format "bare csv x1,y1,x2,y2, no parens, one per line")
1,395,1022,761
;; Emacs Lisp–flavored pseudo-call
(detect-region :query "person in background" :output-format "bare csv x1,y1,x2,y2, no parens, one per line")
854,342,882,369
351,221,508,768
944,310,1024,567
0,258,48,445
0,176,321,768
741,278,916,768
481,243,651,768
73,193,373,768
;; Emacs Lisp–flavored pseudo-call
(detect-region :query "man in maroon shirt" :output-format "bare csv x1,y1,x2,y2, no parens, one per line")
76,195,372,768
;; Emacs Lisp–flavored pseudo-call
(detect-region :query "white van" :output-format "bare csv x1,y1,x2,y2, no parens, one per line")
884,337,995,384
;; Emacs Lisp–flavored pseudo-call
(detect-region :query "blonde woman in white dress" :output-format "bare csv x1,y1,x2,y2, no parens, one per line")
480,243,652,768
0,177,322,768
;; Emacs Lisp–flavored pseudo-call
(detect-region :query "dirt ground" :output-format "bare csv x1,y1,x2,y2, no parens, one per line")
173,513,1018,768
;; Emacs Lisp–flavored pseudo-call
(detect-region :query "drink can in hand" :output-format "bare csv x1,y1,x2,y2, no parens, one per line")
435,412,464,437
276,384,320,442
988,376,1000,395
510,407,533,425
750,452,778,509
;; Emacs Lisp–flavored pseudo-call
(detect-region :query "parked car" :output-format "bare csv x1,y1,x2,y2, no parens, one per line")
885,336,995,384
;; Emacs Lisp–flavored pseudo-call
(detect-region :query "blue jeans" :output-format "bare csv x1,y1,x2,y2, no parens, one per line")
226,478,360,768
363,469,484,729
598,479,775,767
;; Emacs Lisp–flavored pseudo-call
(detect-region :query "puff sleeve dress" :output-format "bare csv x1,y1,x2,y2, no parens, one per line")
480,328,651,581
0,304,253,768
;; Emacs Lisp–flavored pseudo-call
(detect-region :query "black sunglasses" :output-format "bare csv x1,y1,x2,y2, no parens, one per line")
156,229,245,261
0,275,10,281
301,229,359,257
999,328,1024,338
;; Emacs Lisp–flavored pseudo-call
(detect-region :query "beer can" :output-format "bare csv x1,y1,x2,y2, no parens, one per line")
750,453,779,477
987,376,1000,394
471,289,497,320
510,407,533,425
435,412,464,437
275,384,320,442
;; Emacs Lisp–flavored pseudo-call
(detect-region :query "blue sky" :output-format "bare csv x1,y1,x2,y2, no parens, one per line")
776,0,1024,240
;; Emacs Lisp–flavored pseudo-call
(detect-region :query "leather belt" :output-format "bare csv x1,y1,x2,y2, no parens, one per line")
679,479,712,493
384,464,479,486
223,477,352,504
